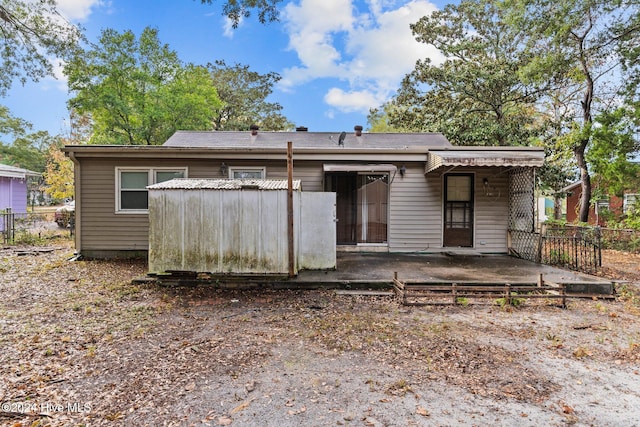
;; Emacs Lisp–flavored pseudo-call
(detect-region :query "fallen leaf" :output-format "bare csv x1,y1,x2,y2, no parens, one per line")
416,406,430,417
217,415,233,426
230,399,252,414
561,403,575,414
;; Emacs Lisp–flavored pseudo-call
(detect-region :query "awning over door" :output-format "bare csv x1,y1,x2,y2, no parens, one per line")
426,149,544,173
323,164,397,173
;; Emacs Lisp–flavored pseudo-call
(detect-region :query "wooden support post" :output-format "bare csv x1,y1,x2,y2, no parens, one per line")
538,273,543,288
452,283,457,305
287,140,294,278
561,284,567,309
505,283,511,306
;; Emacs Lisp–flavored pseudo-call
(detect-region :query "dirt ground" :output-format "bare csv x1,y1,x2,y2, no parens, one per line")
1,242,640,427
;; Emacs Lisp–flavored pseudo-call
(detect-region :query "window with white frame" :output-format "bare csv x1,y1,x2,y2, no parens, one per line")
624,194,639,214
228,167,265,179
116,167,187,213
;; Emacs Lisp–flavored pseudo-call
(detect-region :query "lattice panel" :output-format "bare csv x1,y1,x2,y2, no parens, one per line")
508,167,535,232
508,168,538,262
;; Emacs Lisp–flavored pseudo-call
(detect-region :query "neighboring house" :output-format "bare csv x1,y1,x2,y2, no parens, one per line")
0,164,40,213
63,128,544,259
564,181,639,226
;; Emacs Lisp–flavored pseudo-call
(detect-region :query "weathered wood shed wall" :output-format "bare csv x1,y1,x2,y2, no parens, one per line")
147,179,336,275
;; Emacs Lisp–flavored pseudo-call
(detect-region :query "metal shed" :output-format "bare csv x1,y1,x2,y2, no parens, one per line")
147,178,336,275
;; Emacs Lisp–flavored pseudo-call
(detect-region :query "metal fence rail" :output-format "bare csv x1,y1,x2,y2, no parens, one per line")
509,225,602,275
540,225,601,274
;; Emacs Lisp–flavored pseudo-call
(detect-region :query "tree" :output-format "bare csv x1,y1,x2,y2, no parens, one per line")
0,105,55,172
383,0,547,146
198,0,281,28
0,0,82,97
65,27,223,145
587,106,640,198
208,60,292,131
43,139,74,201
505,0,640,222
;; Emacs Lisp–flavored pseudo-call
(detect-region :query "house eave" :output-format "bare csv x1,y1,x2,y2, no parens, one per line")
63,145,429,162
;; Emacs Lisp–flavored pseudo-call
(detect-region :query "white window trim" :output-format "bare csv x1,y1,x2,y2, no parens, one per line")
228,166,266,179
115,167,188,214
624,194,639,214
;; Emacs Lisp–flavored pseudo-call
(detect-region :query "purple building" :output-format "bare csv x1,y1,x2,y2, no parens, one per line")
0,164,40,213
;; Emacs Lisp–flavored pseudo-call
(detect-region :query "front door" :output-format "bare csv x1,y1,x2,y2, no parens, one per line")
443,174,474,247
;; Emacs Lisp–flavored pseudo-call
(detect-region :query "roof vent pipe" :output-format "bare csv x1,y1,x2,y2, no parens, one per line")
296,126,308,132
250,124,259,136
354,125,363,136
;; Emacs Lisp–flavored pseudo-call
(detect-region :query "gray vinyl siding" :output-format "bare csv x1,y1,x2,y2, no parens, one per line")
77,157,511,255
78,158,325,252
389,164,442,252
388,167,510,254
474,170,510,253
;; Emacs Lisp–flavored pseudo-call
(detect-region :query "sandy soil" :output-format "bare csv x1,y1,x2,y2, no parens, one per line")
0,243,639,426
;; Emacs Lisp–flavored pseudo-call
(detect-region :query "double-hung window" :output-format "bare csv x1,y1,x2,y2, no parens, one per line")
116,167,187,213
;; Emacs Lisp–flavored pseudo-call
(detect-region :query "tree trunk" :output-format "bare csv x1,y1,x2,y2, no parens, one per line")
554,195,563,220
576,144,591,223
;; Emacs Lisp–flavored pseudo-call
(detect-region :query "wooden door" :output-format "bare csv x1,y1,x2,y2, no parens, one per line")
444,174,474,247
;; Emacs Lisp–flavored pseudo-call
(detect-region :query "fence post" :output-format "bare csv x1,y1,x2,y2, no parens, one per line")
505,283,511,306
452,283,457,305
596,227,602,268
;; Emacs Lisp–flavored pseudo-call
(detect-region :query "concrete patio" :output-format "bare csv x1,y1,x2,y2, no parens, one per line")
292,252,614,295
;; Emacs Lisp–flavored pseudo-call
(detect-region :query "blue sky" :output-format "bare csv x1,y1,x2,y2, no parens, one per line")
4,0,449,137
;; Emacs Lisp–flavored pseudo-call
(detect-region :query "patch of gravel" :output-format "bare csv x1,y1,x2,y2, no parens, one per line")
1,244,640,426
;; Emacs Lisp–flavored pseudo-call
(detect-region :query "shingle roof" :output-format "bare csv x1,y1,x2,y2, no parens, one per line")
162,130,453,150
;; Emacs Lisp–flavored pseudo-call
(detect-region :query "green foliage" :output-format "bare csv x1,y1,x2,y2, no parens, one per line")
208,60,292,131
504,0,640,222
65,27,223,145
0,105,56,172
198,0,281,28
495,295,525,308
381,0,548,146
588,107,640,197
0,1,82,96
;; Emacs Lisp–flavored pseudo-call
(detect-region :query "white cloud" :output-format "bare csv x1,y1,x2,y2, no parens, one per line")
223,16,244,38
280,0,444,114
324,87,384,113
40,58,69,92
56,0,105,22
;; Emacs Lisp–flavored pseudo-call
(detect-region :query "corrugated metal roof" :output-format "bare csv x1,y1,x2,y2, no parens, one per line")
147,178,302,191
162,130,452,150
426,149,545,172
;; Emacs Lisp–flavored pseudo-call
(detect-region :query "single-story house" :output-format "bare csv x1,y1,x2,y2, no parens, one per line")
0,164,40,213
63,128,545,260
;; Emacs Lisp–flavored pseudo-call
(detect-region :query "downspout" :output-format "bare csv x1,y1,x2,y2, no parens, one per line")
67,151,82,255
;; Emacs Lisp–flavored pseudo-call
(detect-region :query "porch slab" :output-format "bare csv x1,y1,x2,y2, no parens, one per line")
292,252,614,294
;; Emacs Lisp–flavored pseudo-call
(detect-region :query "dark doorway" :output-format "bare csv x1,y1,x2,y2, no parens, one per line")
325,172,388,245
443,174,474,247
